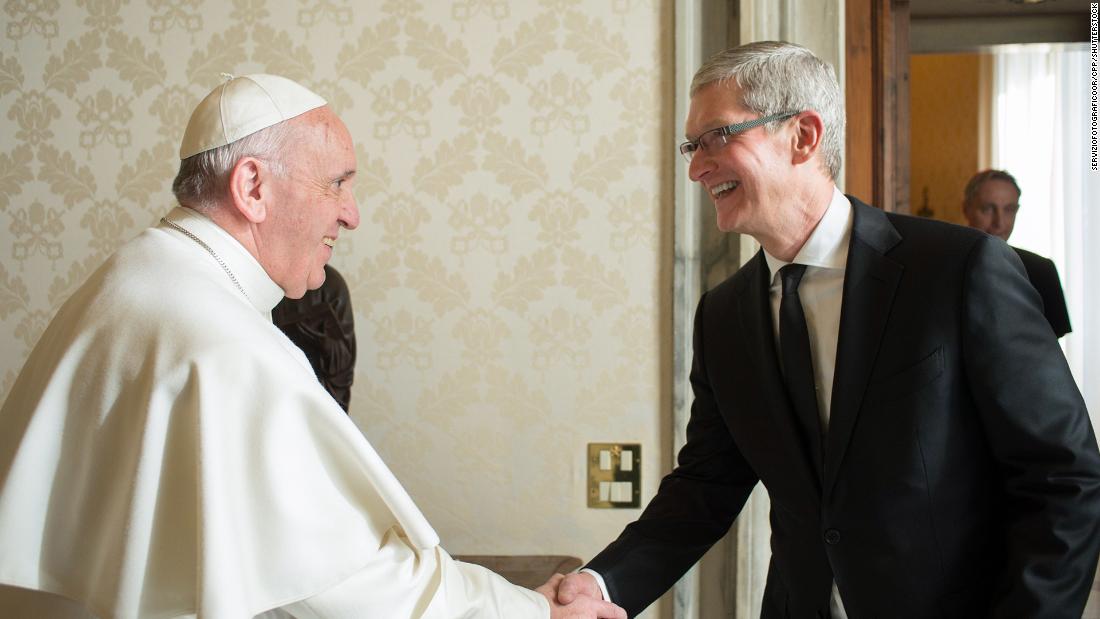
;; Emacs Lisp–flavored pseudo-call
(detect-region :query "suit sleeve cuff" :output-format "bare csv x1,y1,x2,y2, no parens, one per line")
579,568,612,602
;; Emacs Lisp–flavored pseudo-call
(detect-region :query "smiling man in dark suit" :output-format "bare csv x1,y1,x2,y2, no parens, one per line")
546,41,1100,618
962,168,1072,338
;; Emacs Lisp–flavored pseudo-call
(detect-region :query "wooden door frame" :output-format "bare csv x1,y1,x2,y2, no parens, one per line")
846,0,910,213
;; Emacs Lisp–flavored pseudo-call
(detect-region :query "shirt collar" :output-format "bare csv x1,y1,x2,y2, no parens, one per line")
764,186,853,277
161,206,286,315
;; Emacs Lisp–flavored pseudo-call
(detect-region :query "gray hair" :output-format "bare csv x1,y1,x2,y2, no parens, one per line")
171,121,295,210
963,169,1021,207
690,41,845,181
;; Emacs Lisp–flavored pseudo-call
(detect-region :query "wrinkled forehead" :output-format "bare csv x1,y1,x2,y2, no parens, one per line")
288,107,355,165
973,178,1020,204
684,81,750,138
302,107,352,145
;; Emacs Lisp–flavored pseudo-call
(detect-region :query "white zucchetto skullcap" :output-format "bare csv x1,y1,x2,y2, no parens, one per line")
179,73,327,159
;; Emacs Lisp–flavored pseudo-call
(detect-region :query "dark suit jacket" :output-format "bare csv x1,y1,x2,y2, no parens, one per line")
586,198,1100,618
1012,246,1072,338
272,265,356,411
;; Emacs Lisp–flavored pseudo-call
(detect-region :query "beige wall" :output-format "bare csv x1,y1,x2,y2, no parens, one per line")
0,0,672,589
909,53,983,225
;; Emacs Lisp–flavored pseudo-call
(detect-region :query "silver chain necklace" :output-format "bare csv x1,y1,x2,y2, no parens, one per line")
160,217,251,304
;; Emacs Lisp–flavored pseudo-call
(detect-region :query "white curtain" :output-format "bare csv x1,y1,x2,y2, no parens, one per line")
991,44,1097,423
991,43,1100,616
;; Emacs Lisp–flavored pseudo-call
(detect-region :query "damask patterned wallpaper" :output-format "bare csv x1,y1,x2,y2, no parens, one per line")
0,0,672,577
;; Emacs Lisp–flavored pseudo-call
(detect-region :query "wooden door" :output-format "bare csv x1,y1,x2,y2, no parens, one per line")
846,0,910,213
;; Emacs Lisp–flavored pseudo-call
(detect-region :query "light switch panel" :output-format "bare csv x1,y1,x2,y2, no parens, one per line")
587,443,641,508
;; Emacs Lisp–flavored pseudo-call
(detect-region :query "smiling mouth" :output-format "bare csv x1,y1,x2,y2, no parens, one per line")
711,181,740,199
323,237,335,247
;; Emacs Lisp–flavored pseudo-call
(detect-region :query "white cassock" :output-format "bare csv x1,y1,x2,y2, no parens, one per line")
0,206,548,619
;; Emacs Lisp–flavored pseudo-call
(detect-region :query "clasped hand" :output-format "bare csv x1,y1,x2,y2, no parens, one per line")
536,573,625,619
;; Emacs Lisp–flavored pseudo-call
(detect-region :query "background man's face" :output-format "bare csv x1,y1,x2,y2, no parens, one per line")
964,178,1019,241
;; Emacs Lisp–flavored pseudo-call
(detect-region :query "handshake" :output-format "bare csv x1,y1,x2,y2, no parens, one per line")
536,572,626,619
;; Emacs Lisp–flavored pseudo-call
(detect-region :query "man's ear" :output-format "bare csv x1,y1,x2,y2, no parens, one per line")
227,156,270,224
791,111,824,166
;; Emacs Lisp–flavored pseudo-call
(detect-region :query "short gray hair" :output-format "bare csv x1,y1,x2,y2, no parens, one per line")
963,169,1021,207
171,121,295,210
690,41,845,181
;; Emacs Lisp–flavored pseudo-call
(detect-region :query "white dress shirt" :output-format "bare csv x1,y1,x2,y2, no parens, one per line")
585,187,854,617
764,187,852,444
763,187,851,619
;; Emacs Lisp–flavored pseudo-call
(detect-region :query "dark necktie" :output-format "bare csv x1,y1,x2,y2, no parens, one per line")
779,264,823,470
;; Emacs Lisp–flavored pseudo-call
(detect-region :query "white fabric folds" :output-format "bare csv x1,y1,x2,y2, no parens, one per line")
0,208,544,618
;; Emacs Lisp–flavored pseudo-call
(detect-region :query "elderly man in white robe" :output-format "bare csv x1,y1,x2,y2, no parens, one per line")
0,74,625,619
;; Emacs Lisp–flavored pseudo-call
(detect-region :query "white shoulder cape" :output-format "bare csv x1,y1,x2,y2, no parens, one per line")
0,208,542,618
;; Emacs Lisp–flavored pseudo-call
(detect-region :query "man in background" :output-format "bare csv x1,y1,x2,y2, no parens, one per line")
273,264,356,411
549,41,1100,617
962,168,1072,338
0,73,624,619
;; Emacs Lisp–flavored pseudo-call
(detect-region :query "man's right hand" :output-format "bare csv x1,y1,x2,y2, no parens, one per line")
551,572,603,606
536,573,624,619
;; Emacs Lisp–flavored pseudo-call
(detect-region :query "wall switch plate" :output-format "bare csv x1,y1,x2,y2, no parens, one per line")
587,443,640,508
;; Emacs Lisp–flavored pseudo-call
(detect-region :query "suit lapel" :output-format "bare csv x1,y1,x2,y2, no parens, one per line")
733,253,823,496
823,199,903,497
